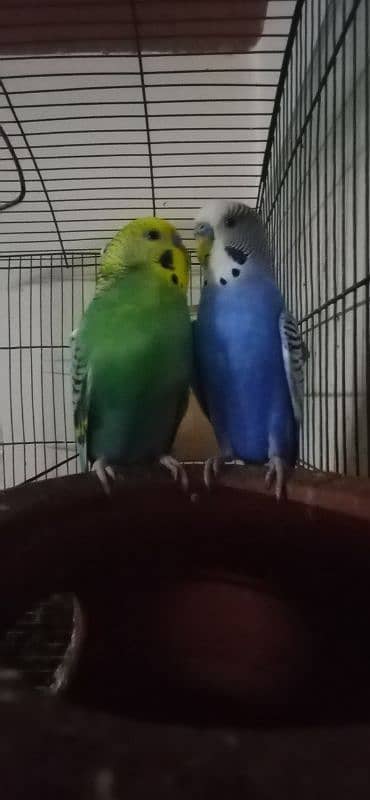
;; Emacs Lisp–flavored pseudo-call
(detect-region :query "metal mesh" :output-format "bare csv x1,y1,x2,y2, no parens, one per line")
0,594,73,690
0,1,295,488
0,0,369,683
258,0,370,475
0,250,203,487
0,0,295,686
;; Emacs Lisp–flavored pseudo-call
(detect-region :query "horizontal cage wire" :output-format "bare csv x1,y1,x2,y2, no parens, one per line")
0,593,74,691
0,0,295,689
258,0,370,477
0,0,295,489
0,0,369,689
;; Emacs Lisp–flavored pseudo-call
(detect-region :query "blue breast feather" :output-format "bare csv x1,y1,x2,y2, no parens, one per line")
194,275,298,465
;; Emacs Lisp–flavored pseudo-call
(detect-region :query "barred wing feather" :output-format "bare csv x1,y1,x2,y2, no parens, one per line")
70,327,90,471
279,311,306,424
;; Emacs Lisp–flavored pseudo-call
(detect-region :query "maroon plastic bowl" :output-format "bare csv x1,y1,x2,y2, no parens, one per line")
2,465,370,723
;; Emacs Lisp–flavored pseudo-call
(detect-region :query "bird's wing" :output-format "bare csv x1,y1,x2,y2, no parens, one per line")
279,311,306,424
70,327,91,471
191,319,210,419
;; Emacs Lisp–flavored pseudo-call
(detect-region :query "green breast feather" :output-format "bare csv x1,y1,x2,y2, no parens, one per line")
71,269,192,470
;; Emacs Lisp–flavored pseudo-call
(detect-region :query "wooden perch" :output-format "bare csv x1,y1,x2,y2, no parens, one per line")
1,464,370,723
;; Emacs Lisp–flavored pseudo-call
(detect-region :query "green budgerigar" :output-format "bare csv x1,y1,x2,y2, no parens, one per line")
71,216,192,493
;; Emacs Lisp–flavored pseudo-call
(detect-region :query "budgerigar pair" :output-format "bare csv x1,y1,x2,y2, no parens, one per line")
72,203,305,498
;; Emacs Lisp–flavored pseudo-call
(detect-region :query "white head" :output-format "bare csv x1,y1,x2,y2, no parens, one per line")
194,200,273,287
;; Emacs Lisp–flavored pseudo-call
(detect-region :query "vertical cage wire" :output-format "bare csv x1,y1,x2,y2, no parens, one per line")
0,2,295,489
0,0,368,689
0,593,74,690
258,0,370,476
0,250,204,489
0,1,295,684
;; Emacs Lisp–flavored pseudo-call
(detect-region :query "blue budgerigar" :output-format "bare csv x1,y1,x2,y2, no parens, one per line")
193,200,306,499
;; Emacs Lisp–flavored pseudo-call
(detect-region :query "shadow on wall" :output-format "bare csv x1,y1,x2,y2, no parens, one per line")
174,392,219,462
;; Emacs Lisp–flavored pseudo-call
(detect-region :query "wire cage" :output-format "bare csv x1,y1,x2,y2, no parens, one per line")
259,0,370,477
0,0,369,687
0,0,293,488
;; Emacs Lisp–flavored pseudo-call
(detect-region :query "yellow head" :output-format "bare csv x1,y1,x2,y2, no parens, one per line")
99,216,189,292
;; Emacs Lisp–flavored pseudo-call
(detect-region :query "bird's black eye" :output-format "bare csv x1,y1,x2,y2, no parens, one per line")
146,229,160,240
224,216,236,228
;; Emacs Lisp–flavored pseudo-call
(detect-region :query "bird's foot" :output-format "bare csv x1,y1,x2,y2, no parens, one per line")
159,455,189,492
91,459,115,495
265,456,289,501
204,456,225,489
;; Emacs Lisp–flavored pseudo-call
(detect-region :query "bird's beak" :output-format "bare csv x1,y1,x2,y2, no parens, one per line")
194,222,214,267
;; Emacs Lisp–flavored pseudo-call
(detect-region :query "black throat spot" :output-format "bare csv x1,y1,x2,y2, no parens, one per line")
225,246,247,265
159,250,174,270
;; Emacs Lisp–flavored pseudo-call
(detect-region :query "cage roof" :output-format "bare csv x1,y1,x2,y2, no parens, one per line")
0,0,296,262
